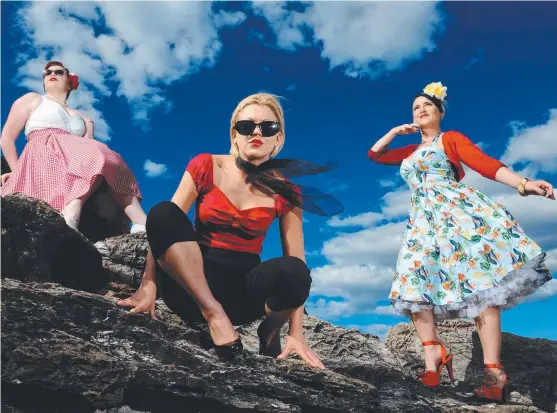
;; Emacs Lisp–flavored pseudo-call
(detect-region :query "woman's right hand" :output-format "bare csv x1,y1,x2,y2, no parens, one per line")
117,279,158,320
391,124,420,136
1,172,12,186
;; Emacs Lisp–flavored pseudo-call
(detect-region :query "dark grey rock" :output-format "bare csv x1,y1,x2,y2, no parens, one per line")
95,233,149,287
2,195,556,413
1,193,108,292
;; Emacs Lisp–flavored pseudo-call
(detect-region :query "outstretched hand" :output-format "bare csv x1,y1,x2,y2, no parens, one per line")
277,334,325,369
525,180,555,200
117,280,158,320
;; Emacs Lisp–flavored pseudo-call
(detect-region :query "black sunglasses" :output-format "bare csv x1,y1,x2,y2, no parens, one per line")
234,120,281,137
43,69,68,77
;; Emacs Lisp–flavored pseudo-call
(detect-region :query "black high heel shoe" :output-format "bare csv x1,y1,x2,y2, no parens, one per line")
198,329,244,361
257,319,282,358
214,337,243,361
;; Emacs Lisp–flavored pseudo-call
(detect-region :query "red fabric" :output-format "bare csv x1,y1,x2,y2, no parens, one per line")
186,154,295,254
367,130,506,181
1,128,142,211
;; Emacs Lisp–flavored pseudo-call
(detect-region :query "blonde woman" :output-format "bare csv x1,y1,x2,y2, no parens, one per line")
118,93,342,367
1,61,146,232
368,82,553,402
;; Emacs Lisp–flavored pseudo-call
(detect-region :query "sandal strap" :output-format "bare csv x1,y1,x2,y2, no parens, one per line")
422,340,441,346
484,363,504,369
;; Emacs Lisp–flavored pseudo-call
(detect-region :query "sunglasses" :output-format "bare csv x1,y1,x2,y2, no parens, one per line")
43,69,68,77
234,120,281,137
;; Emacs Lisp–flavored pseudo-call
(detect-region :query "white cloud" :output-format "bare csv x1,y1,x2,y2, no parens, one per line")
502,109,557,174
327,211,383,228
380,188,412,219
13,2,246,140
347,323,393,340
372,306,398,316
144,160,168,178
251,2,309,50
322,221,405,267
252,1,444,78
378,179,397,188
307,298,356,319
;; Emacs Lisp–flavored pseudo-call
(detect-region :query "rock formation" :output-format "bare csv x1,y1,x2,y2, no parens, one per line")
2,195,556,412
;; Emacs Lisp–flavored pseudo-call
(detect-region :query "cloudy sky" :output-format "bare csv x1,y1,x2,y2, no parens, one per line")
2,1,556,340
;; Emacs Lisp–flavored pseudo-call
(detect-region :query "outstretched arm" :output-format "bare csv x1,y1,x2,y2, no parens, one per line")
494,167,554,199
450,131,554,199
279,207,306,335
278,208,325,369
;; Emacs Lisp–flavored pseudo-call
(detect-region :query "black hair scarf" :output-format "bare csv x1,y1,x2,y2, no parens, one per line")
235,156,344,216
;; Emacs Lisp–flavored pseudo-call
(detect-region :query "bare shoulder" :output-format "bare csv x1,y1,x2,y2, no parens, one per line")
14,92,42,110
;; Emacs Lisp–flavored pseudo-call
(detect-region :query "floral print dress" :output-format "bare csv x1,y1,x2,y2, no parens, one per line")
390,134,552,319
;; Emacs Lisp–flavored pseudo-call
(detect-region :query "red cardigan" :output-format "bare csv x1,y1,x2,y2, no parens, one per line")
367,130,506,181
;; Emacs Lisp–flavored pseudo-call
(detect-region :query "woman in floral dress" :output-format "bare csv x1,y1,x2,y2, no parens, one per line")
368,82,554,402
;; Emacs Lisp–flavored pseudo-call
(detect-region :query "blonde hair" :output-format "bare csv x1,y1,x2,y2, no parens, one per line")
229,93,285,158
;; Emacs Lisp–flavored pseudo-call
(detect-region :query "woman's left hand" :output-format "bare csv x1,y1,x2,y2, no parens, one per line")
525,180,555,199
277,334,325,369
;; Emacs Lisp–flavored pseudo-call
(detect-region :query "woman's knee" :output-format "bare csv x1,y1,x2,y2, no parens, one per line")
146,201,195,259
268,256,312,311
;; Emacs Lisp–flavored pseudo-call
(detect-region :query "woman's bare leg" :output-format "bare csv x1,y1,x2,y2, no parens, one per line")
475,307,507,385
61,177,103,229
412,310,442,371
107,189,147,225
157,240,237,346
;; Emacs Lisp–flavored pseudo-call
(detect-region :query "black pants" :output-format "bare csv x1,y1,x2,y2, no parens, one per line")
146,201,312,326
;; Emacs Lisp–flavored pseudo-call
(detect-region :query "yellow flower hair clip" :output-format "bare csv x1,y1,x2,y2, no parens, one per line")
423,82,447,101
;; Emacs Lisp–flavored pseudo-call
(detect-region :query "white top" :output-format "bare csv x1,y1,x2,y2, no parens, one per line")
25,96,86,137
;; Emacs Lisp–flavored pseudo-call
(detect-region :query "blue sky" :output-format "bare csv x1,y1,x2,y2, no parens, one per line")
2,1,556,340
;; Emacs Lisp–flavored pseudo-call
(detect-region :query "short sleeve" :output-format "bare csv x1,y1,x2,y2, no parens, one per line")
186,154,213,194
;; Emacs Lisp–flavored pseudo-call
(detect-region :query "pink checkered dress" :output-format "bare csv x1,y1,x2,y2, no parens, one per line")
1,128,142,211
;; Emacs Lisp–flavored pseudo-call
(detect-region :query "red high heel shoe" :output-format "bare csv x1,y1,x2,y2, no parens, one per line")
417,340,455,387
474,363,509,403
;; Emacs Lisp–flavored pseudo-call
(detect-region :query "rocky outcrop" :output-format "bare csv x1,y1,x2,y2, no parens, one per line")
1,193,108,292
2,195,556,413
95,233,149,288
386,321,557,412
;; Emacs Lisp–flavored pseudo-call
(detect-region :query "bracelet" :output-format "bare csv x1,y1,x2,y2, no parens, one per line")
517,178,529,197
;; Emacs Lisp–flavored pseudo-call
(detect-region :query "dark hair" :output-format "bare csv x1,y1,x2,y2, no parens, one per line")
415,93,445,113
43,61,71,99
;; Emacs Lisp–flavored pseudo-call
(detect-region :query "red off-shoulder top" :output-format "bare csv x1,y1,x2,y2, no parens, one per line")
367,130,506,181
186,154,295,254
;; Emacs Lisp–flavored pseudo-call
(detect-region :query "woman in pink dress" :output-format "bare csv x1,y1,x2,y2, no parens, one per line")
1,61,146,232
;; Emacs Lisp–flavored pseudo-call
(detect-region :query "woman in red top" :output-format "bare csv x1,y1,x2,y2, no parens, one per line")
368,82,554,401
118,93,342,368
